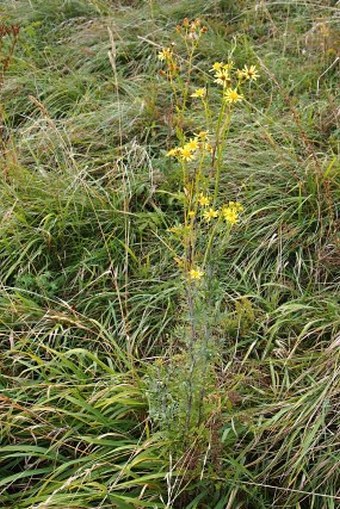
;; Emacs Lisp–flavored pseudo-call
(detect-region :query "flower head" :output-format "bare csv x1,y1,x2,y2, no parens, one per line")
158,47,172,62
221,202,243,225
210,61,224,73
191,87,206,99
229,201,244,212
236,69,244,80
198,193,210,207
240,64,259,81
223,60,234,71
214,69,231,87
166,147,181,158
194,130,209,141
203,207,219,222
184,138,199,151
221,206,238,225
189,267,205,280
179,146,196,161
211,61,233,75
224,87,243,104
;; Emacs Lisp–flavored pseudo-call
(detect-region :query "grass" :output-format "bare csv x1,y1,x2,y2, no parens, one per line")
0,0,339,507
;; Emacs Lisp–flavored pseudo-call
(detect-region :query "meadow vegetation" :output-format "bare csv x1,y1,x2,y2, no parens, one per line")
0,1,339,507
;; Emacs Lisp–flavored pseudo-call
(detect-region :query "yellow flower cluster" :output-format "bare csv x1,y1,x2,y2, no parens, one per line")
166,132,211,161
211,61,259,82
179,144,196,161
210,61,233,87
210,61,233,73
158,46,179,76
208,61,259,105
221,202,244,225
196,196,244,225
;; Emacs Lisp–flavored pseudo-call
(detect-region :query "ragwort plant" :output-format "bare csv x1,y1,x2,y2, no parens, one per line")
148,18,260,470
2,2,338,507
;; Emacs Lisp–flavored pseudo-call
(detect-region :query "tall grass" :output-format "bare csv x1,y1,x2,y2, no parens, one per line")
0,0,339,507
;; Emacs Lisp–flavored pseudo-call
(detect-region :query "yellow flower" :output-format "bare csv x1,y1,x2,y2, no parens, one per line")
224,87,244,104
236,69,244,80
210,61,224,73
166,147,181,158
203,207,219,222
229,201,244,212
189,267,205,280
168,138,199,161
188,210,195,218
191,87,206,99
194,130,209,141
241,64,259,81
221,206,238,225
221,202,243,225
198,193,210,207
214,69,231,87
179,146,196,161
184,138,199,151
223,60,234,71
158,47,172,62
